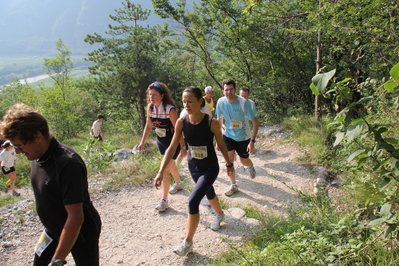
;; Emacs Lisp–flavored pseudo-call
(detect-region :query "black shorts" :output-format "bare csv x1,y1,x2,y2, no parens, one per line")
156,139,181,160
223,135,250,159
2,166,15,175
91,135,103,143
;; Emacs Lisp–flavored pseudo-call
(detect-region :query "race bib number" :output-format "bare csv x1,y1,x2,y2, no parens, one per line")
35,230,53,257
155,128,166,138
230,120,242,129
189,146,208,160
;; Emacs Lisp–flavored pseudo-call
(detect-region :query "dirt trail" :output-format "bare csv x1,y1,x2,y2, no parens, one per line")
0,126,323,266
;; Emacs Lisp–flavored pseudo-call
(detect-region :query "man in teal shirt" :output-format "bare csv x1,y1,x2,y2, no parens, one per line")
216,79,259,196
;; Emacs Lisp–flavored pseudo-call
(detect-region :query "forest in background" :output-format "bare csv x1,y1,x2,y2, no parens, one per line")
1,0,399,264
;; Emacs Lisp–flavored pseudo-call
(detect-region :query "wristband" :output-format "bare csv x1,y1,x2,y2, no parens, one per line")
251,139,256,143
226,162,234,168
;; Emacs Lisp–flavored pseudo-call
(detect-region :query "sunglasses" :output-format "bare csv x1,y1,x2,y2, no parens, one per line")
12,142,26,151
149,82,164,92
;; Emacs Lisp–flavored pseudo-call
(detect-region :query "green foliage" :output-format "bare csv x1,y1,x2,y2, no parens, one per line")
282,115,333,166
0,195,20,208
213,190,399,265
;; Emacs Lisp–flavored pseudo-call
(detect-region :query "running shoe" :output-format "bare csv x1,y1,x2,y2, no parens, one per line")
173,239,193,256
155,199,169,212
224,184,239,196
249,165,256,179
210,212,225,231
12,191,21,197
169,182,183,194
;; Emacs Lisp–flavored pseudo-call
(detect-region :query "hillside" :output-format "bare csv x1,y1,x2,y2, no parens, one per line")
0,0,162,56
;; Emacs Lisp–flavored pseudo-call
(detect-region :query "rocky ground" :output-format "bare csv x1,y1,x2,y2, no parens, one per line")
0,125,332,266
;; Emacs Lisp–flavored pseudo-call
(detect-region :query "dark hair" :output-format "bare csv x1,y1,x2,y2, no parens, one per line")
147,81,177,112
97,114,104,119
240,86,250,93
222,79,236,89
183,86,205,107
2,141,11,148
0,103,50,142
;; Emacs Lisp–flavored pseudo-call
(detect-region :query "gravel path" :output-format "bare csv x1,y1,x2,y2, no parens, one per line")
0,126,327,265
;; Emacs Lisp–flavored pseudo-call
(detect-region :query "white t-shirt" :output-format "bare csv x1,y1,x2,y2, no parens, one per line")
0,147,15,167
91,120,102,137
179,104,212,118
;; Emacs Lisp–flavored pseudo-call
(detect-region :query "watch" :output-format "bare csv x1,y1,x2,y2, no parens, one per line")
50,258,65,266
251,139,256,143
226,162,234,167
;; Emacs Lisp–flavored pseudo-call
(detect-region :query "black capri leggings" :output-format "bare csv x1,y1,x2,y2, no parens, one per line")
188,162,220,215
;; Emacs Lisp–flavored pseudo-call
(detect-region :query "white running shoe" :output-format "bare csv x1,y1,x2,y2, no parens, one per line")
248,165,256,179
155,199,169,212
173,239,193,256
169,182,183,194
210,212,225,231
224,184,239,196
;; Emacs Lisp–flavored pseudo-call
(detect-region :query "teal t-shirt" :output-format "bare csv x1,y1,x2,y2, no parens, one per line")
215,96,256,141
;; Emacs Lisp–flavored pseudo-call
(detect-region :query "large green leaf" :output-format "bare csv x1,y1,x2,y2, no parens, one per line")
390,62,399,79
384,79,398,92
334,131,345,147
380,177,391,188
347,149,366,162
380,203,392,217
309,83,320,96
311,69,336,95
391,158,399,176
346,121,364,142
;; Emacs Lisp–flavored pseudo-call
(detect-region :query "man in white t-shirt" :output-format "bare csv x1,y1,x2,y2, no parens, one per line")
90,114,104,145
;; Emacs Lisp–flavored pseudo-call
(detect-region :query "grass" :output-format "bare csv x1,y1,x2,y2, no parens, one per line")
0,195,20,208
281,115,334,166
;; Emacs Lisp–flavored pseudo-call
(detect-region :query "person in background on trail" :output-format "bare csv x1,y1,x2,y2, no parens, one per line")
0,103,101,266
239,86,256,111
137,81,186,212
90,114,104,145
215,79,259,196
0,140,20,197
203,86,216,114
154,86,233,257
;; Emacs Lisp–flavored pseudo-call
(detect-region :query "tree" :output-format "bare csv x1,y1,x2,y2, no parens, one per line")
85,0,170,128
43,39,73,93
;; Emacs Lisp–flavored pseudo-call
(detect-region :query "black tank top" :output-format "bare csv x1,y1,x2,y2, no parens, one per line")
183,114,218,167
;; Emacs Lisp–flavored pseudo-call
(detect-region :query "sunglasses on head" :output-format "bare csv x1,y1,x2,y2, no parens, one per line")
149,82,164,92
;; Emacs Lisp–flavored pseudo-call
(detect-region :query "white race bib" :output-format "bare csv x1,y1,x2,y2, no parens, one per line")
155,128,166,138
230,120,242,129
35,230,53,257
189,146,208,160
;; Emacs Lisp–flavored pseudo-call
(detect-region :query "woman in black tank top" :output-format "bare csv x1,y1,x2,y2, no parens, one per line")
154,86,233,257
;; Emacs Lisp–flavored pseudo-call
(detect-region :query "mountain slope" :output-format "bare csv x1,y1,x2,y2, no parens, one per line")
0,0,159,56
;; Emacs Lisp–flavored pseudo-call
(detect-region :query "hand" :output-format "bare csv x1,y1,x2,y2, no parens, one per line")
226,165,233,176
138,143,145,152
154,173,163,189
179,148,187,158
247,142,255,154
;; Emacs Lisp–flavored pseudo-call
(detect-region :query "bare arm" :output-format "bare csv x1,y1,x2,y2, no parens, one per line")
49,203,84,264
154,118,184,188
170,108,186,148
247,117,259,154
211,118,233,177
137,108,153,152
215,117,224,151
